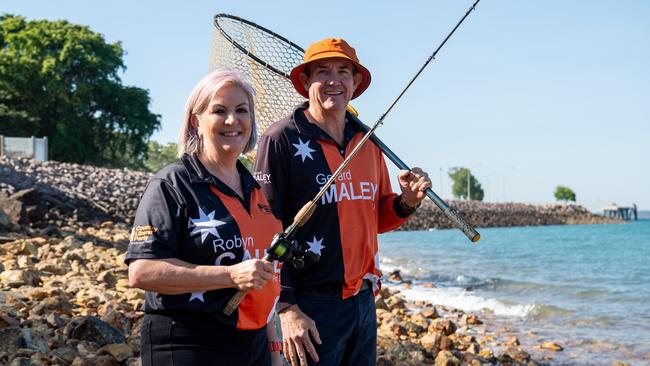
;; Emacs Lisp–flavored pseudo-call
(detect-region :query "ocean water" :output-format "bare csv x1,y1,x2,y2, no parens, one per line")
379,220,650,366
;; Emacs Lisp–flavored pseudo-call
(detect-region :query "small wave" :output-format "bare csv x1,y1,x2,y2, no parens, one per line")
379,260,452,281
379,258,551,293
574,289,611,298
397,285,535,318
527,303,575,319
563,315,617,328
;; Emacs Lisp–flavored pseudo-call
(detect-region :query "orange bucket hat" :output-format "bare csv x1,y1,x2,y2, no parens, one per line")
290,38,371,100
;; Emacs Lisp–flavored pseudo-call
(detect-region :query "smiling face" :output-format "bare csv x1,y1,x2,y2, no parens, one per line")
299,58,363,115
192,84,252,161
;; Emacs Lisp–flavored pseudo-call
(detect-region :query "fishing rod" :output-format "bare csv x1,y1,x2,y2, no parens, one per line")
222,0,481,315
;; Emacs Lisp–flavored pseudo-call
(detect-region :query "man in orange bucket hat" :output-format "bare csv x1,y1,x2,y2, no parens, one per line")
254,38,431,366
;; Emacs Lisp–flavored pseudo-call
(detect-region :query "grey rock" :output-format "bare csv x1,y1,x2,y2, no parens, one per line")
9,357,33,366
0,327,25,354
67,316,125,347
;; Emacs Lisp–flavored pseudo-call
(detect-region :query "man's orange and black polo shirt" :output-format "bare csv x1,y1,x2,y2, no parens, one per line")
253,103,413,305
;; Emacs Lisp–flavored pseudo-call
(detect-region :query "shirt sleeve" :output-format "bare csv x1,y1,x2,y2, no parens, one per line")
125,178,185,264
376,153,411,233
254,133,296,304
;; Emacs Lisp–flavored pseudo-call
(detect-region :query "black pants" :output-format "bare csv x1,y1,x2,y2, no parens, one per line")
141,313,271,366
296,287,376,366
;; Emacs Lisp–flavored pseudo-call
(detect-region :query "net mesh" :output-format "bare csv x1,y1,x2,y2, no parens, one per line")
210,15,306,157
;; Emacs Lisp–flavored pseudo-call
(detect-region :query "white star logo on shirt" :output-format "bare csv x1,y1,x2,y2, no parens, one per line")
306,236,325,256
292,138,316,162
189,292,205,302
189,207,226,243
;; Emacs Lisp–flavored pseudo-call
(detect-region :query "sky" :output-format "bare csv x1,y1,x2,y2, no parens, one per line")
3,0,649,211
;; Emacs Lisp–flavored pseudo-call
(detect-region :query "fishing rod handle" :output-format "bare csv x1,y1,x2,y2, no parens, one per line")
223,289,246,316
223,253,272,316
285,200,317,238
438,197,480,242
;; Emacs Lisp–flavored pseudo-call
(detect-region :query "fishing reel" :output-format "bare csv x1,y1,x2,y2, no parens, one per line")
266,232,320,269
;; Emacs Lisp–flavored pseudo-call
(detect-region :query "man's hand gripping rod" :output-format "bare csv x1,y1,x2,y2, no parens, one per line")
352,114,480,242
224,0,481,315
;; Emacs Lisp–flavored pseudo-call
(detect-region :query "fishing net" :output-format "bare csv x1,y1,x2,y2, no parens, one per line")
210,14,307,156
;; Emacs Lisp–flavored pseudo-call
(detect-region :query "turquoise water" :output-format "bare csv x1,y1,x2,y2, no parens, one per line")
379,220,650,365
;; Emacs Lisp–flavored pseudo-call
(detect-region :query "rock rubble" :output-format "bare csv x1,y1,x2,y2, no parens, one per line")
0,222,553,365
0,222,142,365
1,157,150,230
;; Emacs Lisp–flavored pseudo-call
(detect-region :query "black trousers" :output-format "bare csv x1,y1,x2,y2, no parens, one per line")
140,313,271,366
296,287,376,366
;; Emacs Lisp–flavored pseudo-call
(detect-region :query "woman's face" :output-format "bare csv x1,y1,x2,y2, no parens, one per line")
194,84,252,160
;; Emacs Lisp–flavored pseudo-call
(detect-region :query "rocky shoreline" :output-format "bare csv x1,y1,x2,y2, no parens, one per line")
0,223,564,366
1,157,620,234
0,156,632,365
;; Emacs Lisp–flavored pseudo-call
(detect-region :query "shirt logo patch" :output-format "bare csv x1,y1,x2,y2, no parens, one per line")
130,225,159,244
254,171,271,184
292,138,316,162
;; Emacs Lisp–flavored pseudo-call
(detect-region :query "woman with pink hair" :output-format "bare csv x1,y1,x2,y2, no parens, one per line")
126,69,283,366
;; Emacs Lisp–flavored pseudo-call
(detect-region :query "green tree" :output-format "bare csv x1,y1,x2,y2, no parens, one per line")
0,15,160,169
239,154,254,170
448,167,484,201
144,141,178,172
554,185,576,202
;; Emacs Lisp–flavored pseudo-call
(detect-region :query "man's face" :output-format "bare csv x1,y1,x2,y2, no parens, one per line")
299,58,363,114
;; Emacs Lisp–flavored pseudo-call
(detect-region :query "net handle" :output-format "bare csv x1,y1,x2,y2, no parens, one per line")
213,13,305,79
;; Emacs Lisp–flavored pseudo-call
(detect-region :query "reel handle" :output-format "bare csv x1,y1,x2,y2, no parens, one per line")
223,289,247,316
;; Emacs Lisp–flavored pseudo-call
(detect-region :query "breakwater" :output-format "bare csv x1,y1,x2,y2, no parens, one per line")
401,199,619,231
1,157,618,233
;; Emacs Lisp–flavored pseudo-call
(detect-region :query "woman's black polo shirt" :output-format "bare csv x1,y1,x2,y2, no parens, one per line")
125,153,281,330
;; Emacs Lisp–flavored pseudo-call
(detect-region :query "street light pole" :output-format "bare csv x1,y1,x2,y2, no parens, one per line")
439,167,443,198
467,170,471,201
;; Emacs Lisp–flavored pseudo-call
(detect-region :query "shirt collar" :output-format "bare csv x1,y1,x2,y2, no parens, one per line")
181,153,260,193
291,102,361,145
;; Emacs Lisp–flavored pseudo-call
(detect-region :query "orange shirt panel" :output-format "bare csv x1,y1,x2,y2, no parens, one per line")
210,186,282,330
320,137,383,298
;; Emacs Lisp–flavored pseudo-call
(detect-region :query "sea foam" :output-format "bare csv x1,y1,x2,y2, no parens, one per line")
392,284,535,318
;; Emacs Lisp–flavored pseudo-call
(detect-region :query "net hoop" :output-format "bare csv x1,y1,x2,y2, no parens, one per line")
213,13,305,79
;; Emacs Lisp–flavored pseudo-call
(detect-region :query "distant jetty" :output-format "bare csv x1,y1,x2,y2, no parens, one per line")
602,203,638,221
1,156,620,234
